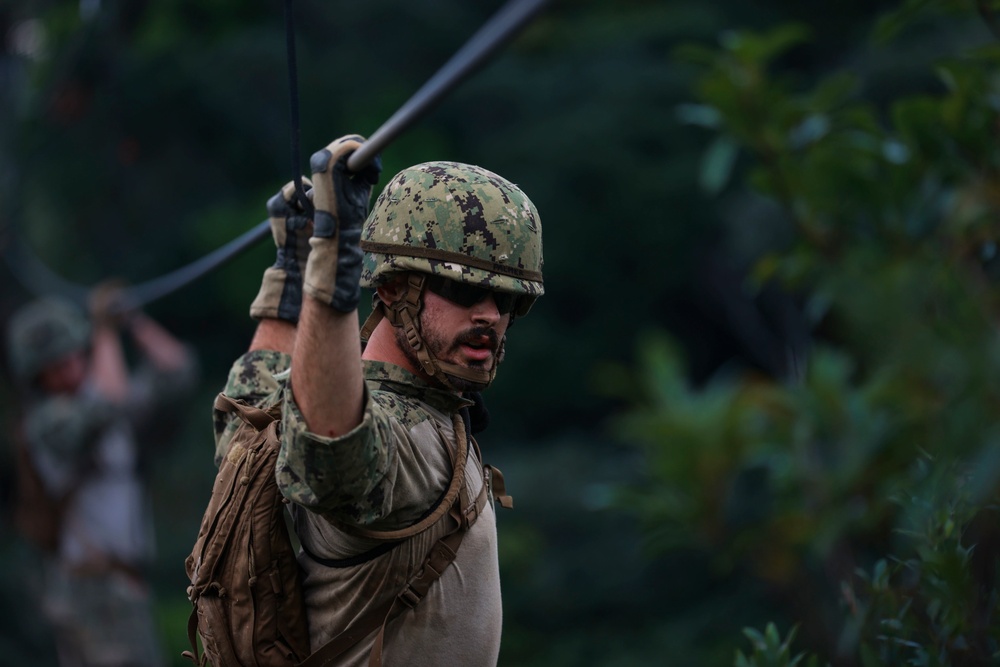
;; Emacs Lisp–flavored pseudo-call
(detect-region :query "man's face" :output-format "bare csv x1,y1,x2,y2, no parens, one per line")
36,348,88,395
394,276,513,391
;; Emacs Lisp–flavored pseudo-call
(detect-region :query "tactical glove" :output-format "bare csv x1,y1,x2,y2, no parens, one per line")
303,135,382,313
249,177,314,323
89,279,135,328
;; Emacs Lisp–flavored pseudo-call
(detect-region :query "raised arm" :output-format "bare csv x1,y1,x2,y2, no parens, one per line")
129,312,191,372
246,177,315,357
86,283,130,403
291,135,381,438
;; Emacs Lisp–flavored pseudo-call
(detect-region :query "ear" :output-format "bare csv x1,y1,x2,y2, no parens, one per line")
375,275,407,306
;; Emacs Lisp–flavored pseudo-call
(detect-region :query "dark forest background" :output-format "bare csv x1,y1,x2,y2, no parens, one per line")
2,0,999,665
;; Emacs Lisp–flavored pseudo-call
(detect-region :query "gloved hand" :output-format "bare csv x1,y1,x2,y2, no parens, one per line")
249,177,314,323
89,279,135,329
303,134,382,313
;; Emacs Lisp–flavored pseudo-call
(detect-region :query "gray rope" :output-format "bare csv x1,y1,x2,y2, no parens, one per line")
347,0,550,171
6,0,551,309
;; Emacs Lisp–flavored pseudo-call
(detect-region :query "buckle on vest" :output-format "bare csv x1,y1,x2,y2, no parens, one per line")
398,583,422,609
462,500,480,530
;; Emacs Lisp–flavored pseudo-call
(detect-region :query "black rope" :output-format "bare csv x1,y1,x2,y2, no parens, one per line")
2,236,91,306
347,0,550,171
4,0,552,309
126,220,271,307
283,0,313,216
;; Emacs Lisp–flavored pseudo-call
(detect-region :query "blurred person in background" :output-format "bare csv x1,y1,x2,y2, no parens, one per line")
5,285,198,667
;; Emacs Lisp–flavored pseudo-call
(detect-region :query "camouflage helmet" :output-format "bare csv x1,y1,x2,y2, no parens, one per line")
360,161,544,317
6,297,90,383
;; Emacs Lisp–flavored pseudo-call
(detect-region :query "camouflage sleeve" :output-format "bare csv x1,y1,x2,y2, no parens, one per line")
213,349,290,466
23,395,114,495
274,383,398,526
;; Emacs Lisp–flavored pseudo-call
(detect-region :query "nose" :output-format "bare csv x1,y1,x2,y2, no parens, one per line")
470,293,501,325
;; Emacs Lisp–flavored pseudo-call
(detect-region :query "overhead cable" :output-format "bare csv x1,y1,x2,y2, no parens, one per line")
6,0,551,309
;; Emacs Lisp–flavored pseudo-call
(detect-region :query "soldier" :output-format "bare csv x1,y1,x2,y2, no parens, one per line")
215,134,544,666
6,288,198,667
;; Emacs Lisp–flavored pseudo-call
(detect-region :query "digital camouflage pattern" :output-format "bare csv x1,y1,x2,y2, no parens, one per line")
215,350,471,527
277,359,472,526
213,349,290,465
13,308,197,667
24,396,112,482
45,567,165,667
360,161,544,317
6,297,90,383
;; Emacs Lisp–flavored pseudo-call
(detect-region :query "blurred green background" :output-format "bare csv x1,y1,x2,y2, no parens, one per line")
2,0,999,665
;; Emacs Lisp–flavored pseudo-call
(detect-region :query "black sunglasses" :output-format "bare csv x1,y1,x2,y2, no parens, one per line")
424,275,519,315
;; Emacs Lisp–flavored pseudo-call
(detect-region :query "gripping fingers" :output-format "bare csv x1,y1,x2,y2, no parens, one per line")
267,177,314,241
310,135,365,238
250,177,315,323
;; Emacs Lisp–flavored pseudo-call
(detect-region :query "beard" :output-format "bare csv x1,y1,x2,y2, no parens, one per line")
395,324,501,392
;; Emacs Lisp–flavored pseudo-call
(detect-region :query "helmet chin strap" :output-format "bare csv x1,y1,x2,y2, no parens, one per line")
360,273,500,392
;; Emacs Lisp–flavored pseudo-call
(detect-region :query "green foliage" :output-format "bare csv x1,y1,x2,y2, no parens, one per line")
5,1,1000,666
843,467,1000,666
735,623,823,667
873,0,1000,44
611,7,1000,666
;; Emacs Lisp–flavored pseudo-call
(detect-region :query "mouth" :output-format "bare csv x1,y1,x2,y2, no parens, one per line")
457,331,498,364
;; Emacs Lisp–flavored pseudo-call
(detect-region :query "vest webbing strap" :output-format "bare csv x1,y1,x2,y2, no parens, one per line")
336,411,467,541
213,393,281,429
298,414,490,667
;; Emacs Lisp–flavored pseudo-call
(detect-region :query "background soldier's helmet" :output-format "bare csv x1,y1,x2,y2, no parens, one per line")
6,297,90,383
360,161,544,316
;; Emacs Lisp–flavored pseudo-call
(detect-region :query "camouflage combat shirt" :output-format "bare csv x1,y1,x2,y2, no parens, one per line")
25,353,198,570
217,349,503,667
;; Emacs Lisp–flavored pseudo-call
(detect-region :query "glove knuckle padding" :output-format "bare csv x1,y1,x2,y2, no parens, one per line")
250,177,314,323
303,134,381,313
333,227,364,308
309,149,335,213
313,210,337,239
